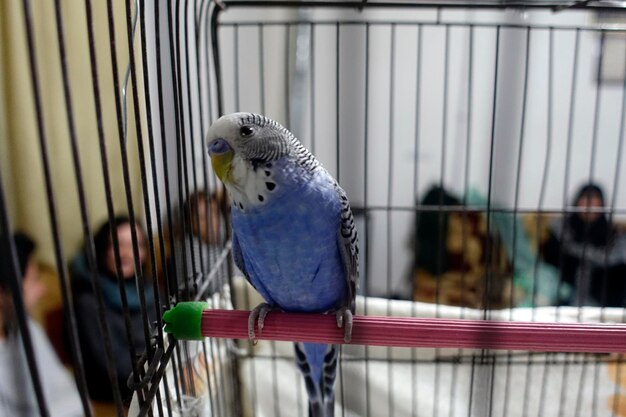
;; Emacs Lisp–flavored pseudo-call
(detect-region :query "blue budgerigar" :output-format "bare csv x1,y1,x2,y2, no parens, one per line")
207,112,358,417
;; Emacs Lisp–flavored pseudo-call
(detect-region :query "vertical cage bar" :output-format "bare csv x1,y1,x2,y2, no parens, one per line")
436,24,450,317
557,28,581,319
140,0,174,330
606,35,626,417
187,0,206,285
203,1,216,124
167,0,192,402
483,25,501,318
49,0,95,413
154,0,180,310
535,26,555,417
285,24,291,126
451,23,475,417
124,4,168,394
259,24,266,117
184,0,211,407
362,21,372,417
555,27,581,417
386,22,396,417
196,3,222,416
461,24,475,319
234,23,240,111
516,27,534,417
178,0,200,311
85,0,142,411
411,22,423,417
310,23,316,155
104,0,154,405
471,23,502,417
336,23,341,182
200,339,217,417
576,29,605,312
172,0,193,303
580,30,606,417
0,171,49,417
124,0,158,351
211,5,224,117
434,24,451,417
238,22,259,417
13,0,50,412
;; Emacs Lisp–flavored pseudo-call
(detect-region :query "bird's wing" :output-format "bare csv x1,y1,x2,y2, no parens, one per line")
335,182,359,312
232,231,251,283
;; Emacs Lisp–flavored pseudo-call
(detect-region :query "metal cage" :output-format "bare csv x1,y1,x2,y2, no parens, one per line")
1,0,626,416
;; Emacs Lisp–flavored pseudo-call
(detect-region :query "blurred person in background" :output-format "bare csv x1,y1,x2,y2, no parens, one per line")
169,189,228,298
70,216,156,404
0,232,83,416
542,183,626,307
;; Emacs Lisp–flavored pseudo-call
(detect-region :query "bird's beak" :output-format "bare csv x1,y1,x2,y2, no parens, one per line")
209,139,234,183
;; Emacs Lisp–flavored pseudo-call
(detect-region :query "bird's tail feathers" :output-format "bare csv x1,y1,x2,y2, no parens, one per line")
295,342,338,417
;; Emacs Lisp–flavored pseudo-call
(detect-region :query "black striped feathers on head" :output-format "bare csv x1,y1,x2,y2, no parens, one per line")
233,113,292,164
206,112,293,164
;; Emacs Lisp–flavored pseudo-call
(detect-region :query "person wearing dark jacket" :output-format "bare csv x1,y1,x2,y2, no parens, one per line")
70,216,155,403
542,183,626,307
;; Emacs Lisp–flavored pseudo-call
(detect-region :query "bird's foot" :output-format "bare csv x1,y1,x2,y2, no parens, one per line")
248,302,274,344
335,307,353,343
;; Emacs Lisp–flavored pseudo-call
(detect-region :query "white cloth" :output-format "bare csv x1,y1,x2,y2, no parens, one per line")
0,319,83,417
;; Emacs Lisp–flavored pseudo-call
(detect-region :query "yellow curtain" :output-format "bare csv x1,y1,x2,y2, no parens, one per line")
0,0,147,266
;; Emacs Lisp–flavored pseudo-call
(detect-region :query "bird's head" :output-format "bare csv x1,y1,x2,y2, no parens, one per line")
206,112,292,185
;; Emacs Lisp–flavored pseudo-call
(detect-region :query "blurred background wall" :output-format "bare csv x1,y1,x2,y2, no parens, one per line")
0,0,144,265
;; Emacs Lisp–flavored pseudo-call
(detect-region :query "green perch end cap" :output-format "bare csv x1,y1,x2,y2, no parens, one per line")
163,301,209,340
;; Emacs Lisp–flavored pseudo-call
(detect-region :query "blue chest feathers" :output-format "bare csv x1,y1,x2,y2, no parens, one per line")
231,161,348,313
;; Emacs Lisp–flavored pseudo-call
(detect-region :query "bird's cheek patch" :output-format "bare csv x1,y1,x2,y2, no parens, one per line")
211,151,234,182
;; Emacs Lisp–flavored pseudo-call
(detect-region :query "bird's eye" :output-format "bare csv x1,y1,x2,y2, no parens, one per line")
240,126,254,137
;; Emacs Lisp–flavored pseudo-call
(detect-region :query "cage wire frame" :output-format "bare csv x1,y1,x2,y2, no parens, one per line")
2,0,626,416
205,4,626,417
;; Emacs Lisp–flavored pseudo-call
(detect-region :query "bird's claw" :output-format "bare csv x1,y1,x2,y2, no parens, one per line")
335,307,353,343
248,303,273,344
